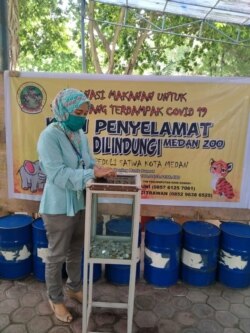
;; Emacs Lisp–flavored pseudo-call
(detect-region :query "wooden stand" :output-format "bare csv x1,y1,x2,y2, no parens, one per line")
82,173,141,333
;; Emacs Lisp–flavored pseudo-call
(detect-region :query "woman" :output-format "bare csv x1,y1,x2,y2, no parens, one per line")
37,88,115,323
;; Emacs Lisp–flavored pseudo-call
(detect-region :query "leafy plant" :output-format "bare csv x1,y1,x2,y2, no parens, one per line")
17,0,250,76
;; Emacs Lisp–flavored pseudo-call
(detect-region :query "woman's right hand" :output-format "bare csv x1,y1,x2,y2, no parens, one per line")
93,166,116,179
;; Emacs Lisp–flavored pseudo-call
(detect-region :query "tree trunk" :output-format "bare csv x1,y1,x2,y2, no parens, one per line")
8,0,19,70
88,1,103,74
107,7,126,74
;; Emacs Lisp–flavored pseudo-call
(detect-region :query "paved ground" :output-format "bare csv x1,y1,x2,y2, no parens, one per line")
1,219,250,333
1,270,250,333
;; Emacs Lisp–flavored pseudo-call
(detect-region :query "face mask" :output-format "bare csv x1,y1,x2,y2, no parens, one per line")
63,114,86,131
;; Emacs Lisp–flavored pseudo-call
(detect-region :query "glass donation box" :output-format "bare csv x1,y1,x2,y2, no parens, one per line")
82,173,141,333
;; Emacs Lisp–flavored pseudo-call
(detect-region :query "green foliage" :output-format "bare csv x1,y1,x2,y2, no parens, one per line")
18,0,250,76
172,23,250,76
19,0,82,72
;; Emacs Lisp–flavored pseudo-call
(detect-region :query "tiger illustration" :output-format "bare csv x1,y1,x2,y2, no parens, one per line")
210,158,234,199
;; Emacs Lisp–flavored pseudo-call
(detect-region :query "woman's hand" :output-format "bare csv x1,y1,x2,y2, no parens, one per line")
93,165,117,178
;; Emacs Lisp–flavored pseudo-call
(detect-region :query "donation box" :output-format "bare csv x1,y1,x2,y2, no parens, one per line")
82,173,141,333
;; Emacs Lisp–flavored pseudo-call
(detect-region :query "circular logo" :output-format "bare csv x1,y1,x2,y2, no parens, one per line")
17,82,47,114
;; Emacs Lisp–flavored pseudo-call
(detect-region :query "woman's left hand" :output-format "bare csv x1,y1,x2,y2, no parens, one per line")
94,166,116,178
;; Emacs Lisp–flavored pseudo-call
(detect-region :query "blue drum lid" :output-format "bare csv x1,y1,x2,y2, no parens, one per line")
220,222,250,238
0,214,33,229
145,219,181,235
32,217,45,230
183,221,220,237
106,218,132,235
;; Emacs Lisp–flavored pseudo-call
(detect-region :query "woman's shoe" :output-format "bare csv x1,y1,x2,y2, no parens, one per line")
48,299,73,323
66,289,83,303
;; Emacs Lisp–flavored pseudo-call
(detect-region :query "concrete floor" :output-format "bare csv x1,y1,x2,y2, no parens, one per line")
1,269,250,333
1,220,250,333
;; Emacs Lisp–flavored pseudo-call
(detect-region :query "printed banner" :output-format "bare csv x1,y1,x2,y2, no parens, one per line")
4,72,250,208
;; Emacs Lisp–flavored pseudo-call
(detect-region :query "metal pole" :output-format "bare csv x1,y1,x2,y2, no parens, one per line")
0,0,9,70
80,0,87,73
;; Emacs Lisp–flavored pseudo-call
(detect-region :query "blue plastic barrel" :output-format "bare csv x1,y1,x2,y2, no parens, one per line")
105,218,141,285
33,218,101,282
0,214,33,279
181,221,220,286
96,221,104,235
32,218,48,282
218,222,250,288
144,219,181,287
82,259,102,283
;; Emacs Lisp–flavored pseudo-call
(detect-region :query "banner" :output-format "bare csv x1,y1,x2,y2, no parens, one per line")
4,72,250,208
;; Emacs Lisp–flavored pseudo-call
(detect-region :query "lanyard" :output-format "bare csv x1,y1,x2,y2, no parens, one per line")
65,134,85,169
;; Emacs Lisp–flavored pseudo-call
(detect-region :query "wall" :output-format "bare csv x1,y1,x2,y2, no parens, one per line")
0,71,39,215
0,71,249,222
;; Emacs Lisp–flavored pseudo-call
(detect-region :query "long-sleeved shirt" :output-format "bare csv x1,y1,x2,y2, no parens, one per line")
37,124,95,216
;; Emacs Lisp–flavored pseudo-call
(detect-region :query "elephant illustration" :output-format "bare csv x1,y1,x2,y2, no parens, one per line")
18,160,46,192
